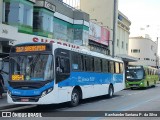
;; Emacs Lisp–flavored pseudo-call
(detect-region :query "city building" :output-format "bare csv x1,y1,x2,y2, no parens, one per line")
63,0,112,55
116,11,138,66
80,0,115,55
116,11,131,56
0,0,136,66
128,36,158,67
79,0,137,65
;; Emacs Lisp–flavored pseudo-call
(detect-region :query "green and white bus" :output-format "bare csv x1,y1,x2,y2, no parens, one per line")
125,65,159,89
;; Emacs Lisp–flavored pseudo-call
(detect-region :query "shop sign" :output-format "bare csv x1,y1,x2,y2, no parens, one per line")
32,37,80,49
44,1,56,12
89,22,110,46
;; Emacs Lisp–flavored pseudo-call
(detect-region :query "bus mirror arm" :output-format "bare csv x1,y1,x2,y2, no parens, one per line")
1,70,9,75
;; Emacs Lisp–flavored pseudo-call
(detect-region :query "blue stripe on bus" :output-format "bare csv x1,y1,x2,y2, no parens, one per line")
8,72,123,96
7,81,54,96
58,72,123,87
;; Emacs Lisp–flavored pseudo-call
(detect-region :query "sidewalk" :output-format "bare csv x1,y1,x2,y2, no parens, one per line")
0,93,15,109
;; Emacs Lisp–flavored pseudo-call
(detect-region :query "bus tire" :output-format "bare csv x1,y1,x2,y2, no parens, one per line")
147,81,149,88
152,80,156,87
69,89,80,107
107,85,114,98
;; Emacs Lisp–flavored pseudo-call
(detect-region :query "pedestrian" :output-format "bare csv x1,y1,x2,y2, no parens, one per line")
0,70,4,99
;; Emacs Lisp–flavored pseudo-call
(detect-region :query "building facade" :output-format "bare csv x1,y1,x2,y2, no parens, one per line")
80,0,115,55
79,0,132,59
128,37,158,67
116,11,131,56
0,0,90,48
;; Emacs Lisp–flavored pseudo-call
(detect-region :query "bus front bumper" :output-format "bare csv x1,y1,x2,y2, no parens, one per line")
126,81,144,88
7,91,59,105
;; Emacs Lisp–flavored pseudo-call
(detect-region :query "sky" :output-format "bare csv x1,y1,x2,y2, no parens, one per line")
63,0,80,9
118,0,160,41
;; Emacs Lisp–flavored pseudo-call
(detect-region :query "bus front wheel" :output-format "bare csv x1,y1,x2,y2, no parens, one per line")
69,89,80,107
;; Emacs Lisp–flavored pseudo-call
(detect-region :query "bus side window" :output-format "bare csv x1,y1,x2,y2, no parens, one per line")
119,63,123,73
115,62,120,74
56,56,70,74
56,57,62,73
110,61,115,73
147,69,150,75
94,57,101,72
102,59,108,73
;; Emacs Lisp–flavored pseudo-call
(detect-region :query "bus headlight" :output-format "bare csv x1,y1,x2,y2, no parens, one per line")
41,87,53,98
8,90,12,96
140,82,144,86
41,91,47,98
140,82,143,85
47,88,53,93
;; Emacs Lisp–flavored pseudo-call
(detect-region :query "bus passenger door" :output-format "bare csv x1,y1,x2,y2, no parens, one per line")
55,49,71,102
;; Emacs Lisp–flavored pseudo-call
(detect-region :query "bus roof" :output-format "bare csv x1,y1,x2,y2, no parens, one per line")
13,42,123,63
53,43,123,63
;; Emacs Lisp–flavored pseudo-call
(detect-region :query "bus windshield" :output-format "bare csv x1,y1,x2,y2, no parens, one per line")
126,69,144,80
10,54,53,81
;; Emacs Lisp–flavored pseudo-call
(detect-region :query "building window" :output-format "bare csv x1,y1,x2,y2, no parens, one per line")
122,41,124,49
33,8,53,33
151,45,154,51
144,58,150,61
126,43,128,50
117,39,119,47
3,0,33,27
131,49,140,53
53,18,68,41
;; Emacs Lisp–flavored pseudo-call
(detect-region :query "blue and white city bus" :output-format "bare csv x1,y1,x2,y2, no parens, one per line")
7,42,125,106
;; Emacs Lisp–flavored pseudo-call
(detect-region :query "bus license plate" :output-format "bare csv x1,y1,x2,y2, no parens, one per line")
21,98,29,102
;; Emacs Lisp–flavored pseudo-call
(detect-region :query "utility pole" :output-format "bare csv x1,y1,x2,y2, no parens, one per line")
157,37,159,68
112,0,117,58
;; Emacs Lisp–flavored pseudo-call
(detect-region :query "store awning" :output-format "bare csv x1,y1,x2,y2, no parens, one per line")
116,54,138,62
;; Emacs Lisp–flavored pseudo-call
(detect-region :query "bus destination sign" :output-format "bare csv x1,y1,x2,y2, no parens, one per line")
16,45,46,52
127,66,142,69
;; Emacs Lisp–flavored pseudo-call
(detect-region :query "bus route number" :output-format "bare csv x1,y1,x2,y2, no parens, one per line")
12,75,24,81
